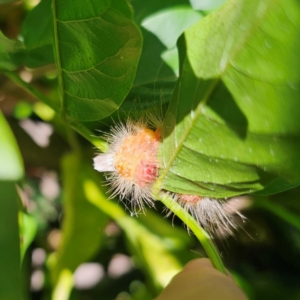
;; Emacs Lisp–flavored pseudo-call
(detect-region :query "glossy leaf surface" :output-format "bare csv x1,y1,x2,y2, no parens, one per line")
158,0,300,198
53,0,142,121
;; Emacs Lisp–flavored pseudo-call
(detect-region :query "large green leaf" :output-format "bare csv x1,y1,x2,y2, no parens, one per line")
142,6,202,49
140,5,202,78
53,0,142,121
132,1,200,104
100,3,204,129
157,0,300,198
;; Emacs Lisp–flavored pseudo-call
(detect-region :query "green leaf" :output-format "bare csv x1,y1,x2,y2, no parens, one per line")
21,0,54,68
120,3,203,123
132,0,191,24
0,182,23,300
53,0,142,121
22,0,53,49
0,32,25,71
133,28,176,86
0,110,24,180
19,211,38,261
142,6,202,49
0,0,54,69
51,153,109,287
157,0,300,198
133,2,200,92
135,6,202,84
189,0,227,11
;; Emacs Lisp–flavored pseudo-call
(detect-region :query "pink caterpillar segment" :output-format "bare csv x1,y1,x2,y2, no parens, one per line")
179,194,202,204
114,128,160,187
174,194,245,236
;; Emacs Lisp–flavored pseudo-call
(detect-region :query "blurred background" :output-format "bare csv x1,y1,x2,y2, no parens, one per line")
1,0,300,299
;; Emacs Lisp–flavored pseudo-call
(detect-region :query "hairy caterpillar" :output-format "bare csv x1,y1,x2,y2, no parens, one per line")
93,117,161,212
93,115,244,235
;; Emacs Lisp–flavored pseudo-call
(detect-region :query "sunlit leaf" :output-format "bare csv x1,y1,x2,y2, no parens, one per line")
132,1,200,100
140,6,202,80
52,0,142,121
158,0,300,198
0,110,24,180
189,0,227,11
142,6,202,49
19,211,38,261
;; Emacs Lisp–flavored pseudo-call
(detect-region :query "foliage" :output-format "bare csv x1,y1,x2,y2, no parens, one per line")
1,0,300,299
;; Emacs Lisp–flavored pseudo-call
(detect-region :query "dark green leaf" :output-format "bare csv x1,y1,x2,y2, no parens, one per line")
254,186,300,230
0,32,25,71
0,182,23,300
133,2,200,92
0,0,54,70
133,28,176,86
0,0,18,3
53,0,142,121
21,0,54,68
158,0,300,198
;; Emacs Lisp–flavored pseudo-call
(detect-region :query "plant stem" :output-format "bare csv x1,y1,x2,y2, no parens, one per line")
156,191,227,274
3,71,108,152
